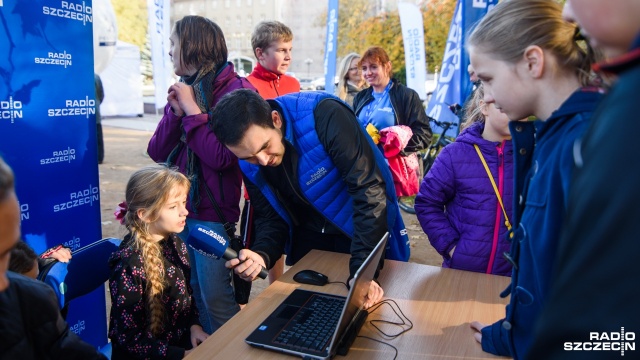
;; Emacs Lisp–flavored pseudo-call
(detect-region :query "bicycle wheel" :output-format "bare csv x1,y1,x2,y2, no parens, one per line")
398,196,416,214
421,146,440,179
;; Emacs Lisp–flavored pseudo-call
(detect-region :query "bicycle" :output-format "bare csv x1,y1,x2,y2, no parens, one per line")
398,116,458,214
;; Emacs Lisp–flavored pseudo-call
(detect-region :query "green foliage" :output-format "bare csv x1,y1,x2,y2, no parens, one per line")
111,0,148,50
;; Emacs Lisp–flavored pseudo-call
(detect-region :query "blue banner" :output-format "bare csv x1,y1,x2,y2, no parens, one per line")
323,0,338,94
0,0,105,349
426,0,498,137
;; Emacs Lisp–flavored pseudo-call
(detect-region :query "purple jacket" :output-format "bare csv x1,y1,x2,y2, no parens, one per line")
147,63,255,223
415,122,513,276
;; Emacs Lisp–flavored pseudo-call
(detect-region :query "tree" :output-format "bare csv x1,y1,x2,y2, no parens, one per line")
320,0,456,80
111,0,148,50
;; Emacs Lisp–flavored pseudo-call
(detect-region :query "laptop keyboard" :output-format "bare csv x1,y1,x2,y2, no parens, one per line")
274,295,345,352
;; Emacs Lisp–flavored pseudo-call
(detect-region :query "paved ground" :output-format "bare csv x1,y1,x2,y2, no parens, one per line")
99,114,442,302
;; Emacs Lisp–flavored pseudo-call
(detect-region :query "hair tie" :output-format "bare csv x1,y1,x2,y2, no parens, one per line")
114,201,128,225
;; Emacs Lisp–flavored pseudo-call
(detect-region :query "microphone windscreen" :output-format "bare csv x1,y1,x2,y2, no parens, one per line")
187,223,230,259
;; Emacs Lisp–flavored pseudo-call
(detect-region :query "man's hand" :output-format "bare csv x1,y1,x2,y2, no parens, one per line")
470,321,487,343
225,249,266,281
349,278,384,309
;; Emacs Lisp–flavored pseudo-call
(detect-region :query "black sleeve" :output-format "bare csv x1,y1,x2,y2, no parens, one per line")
314,99,388,278
243,174,289,269
22,276,107,360
397,85,432,153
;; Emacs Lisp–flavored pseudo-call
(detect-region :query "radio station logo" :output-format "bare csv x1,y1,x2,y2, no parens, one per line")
565,328,635,356
53,185,99,212
43,1,93,26
63,236,82,251
1,96,23,123
48,97,95,119
20,203,29,221
41,147,77,165
70,320,86,335
35,50,73,68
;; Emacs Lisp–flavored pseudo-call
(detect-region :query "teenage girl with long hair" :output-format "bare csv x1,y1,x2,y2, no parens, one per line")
466,1,603,358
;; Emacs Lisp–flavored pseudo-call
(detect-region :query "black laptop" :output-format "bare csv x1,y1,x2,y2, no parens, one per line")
245,233,389,359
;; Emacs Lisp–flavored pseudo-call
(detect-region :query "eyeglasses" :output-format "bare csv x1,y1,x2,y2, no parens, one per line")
348,67,358,72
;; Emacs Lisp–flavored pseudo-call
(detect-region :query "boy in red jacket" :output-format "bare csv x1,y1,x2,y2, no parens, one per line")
247,21,300,99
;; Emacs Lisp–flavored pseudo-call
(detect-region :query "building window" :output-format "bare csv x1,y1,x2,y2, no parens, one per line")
212,0,218,8
236,16,241,27
247,0,253,5
225,0,230,8
260,14,266,22
225,17,231,29
247,16,252,27
236,0,241,7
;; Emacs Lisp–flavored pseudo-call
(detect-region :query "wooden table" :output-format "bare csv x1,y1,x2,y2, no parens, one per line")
186,250,511,359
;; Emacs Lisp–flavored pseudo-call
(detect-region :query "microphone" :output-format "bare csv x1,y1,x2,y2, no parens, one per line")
187,223,268,279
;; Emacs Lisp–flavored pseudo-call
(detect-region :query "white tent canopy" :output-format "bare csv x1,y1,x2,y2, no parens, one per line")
100,40,144,117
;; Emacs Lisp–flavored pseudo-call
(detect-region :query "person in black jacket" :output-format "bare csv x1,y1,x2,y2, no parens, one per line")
527,2,640,359
352,46,432,154
210,89,410,309
0,156,105,360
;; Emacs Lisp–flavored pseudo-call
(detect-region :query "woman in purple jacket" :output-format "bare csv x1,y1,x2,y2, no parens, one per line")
415,84,514,276
147,15,255,334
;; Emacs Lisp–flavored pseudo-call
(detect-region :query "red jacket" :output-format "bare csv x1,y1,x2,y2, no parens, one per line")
247,63,300,99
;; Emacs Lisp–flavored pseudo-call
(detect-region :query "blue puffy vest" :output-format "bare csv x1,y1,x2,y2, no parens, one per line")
241,92,409,261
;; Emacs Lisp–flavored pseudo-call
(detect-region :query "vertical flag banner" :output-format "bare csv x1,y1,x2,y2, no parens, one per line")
426,0,497,136
147,0,172,109
398,2,427,100
0,0,105,349
323,0,338,94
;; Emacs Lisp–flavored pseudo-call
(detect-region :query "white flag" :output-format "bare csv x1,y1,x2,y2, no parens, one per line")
147,0,172,109
398,2,427,100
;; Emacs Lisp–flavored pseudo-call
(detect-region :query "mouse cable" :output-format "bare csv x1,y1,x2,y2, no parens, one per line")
366,299,414,339
327,281,349,289
356,335,398,360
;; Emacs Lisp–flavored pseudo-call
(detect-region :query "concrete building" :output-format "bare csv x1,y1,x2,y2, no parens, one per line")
170,0,402,80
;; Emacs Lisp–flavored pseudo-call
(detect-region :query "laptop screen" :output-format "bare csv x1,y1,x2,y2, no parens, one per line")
325,232,389,354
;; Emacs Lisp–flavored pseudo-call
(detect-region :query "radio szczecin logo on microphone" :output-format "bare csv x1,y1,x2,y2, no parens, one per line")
197,226,227,246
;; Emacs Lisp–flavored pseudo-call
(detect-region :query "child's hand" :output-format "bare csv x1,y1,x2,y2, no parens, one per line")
190,324,209,348
470,321,487,343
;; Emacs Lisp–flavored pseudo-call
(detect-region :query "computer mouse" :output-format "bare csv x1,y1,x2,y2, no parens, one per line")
293,269,329,286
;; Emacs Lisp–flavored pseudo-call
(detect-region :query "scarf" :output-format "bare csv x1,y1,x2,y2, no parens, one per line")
166,62,227,214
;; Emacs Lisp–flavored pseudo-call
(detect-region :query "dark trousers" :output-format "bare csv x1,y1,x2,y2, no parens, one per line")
287,227,351,266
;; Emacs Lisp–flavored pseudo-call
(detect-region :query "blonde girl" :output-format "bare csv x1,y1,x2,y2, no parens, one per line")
108,165,208,359
415,83,514,276
466,0,603,358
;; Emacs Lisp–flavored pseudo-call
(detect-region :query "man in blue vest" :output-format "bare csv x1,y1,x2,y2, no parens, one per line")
211,89,409,308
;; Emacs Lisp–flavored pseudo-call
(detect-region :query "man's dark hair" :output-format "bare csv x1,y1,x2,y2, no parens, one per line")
174,15,228,72
0,156,15,202
9,241,38,275
211,89,275,146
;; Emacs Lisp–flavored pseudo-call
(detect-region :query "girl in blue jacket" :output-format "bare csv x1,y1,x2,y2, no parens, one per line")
415,83,514,276
466,1,604,359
